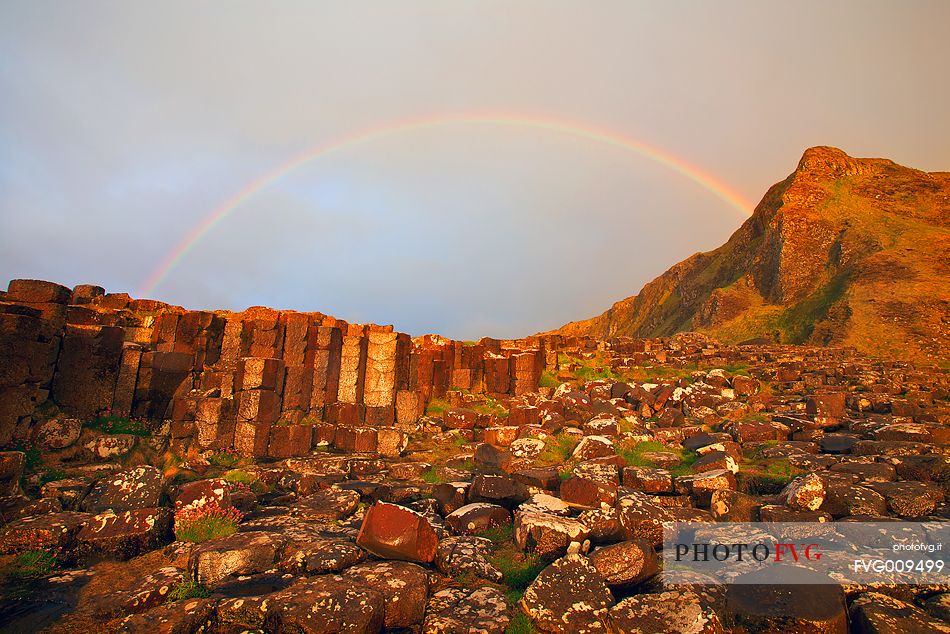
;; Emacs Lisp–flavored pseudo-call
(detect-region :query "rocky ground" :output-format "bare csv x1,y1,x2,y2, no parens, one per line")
1,331,949,633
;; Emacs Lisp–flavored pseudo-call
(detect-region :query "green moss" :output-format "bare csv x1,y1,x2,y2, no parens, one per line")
222,469,256,485
421,467,443,484
617,362,699,383
738,457,803,494
425,398,451,416
616,441,697,473
222,469,265,493
721,362,751,376
557,353,618,382
471,396,509,418
538,370,560,389
165,580,212,602
505,588,525,605
538,433,579,465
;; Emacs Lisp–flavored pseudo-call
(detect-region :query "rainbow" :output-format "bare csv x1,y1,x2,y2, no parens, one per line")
139,113,754,296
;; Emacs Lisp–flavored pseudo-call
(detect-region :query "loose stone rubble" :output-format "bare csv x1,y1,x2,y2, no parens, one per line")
0,279,948,632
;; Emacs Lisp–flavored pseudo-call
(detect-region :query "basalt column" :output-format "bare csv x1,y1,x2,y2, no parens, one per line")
233,357,283,457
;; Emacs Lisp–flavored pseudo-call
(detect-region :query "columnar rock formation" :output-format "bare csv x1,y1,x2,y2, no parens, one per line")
0,279,560,457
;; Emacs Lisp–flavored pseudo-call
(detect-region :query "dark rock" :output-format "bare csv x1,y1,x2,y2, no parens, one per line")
116,598,216,633
190,530,287,587
263,575,385,634
434,535,503,583
75,507,173,563
81,466,163,513
850,592,950,633
445,502,511,536
342,560,430,629
608,590,724,633
588,539,658,589
520,554,614,633
725,568,847,633
423,586,511,634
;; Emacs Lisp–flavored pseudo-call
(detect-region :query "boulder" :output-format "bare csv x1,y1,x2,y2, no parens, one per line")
423,586,511,634
432,482,470,515
622,466,674,493
116,598,216,634
434,535,503,583
571,436,615,461
850,592,950,633
819,484,887,518
445,503,511,536
469,474,528,508
608,590,724,634
91,566,187,618
190,530,287,587
709,489,760,522
514,511,590,561
173,478,231,513
32,417,82,450
291,487,361,522
866,481,944,518
520,554,614,633
75,507,173,563
0,511,90,553
588,539,659,589
279,536,367,575
356,502,439,563
343,561,430,629
263,576,385,634
725,568,847,633
577,507,625,544
84,434,137,459
674,469,736,507
560,476,618,508
782,473,826,511
618,492,674,546
81,466,163,513
0,451,24,496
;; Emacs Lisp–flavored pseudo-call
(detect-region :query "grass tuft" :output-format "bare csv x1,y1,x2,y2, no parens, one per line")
616,440,698,475
475,523,513,546
538,433,579,465
166,580,212,603
85,411,154,436
490,549,546,590
505,613,538,634
421,467,443,484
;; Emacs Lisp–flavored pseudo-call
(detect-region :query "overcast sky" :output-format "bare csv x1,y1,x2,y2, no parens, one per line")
1,1,947,339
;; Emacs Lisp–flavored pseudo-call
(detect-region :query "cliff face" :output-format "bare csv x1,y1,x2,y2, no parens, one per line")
551,147,950,364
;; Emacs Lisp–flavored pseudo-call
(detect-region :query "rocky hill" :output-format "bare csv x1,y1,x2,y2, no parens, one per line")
550,147,950,365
